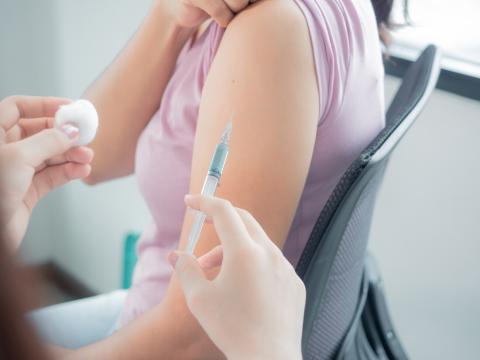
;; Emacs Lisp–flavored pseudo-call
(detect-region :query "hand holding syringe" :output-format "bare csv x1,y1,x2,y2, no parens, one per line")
186,120,232,254
171,195,306,360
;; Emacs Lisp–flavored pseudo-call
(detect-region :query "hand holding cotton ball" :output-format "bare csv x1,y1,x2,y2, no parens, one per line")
55,100,99,146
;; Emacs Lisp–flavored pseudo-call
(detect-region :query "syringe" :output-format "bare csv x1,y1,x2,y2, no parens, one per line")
186,121,232,255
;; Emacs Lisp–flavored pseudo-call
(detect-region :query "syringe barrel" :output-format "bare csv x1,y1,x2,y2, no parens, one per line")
208,142,229,179
186,122,230,255
186,175,220,254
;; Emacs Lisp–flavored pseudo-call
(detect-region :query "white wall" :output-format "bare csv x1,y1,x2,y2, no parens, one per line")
0,0,152,291
47,0,153,293
370,77,480,359
0,0,61,263
1,1,479,358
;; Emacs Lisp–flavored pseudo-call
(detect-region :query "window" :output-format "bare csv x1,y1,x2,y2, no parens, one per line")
390,0,480,77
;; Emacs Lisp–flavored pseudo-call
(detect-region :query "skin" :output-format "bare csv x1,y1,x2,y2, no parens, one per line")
83,0,247,184
0,97,305,359
76,0,318,358
171,195,305,360
0,96,93,252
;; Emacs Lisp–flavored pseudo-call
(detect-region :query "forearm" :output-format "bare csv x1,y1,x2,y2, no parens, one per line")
127,285,224,359
84,1,194,183
68,280,223,360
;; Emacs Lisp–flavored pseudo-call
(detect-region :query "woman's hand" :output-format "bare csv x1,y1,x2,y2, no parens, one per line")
169,195,305,360
161,0,252,28
0,96,94,251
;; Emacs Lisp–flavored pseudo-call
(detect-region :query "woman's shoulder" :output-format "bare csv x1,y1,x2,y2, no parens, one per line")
207,0,315,97
231,0,305,26
221,0,309,54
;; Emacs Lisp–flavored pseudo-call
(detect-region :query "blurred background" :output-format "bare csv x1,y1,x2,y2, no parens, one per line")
0,0,479,359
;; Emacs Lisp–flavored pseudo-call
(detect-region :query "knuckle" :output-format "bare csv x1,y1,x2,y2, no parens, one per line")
233,243,257,261
2,95,16,106
3,95,22,117
6,144,26,163
245,212,258,225
214,198,232,213
48,129,68,148
252,242,267,257
297,278,306,297
176,258,190,274
237,243,254,256
45,170,56,190
235,207,246,214
62,163,73,181
221,198,233,208
236,207,251,219
268,242,284,259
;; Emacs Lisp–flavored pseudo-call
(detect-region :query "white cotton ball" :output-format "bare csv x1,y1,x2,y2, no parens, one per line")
55,99,99,146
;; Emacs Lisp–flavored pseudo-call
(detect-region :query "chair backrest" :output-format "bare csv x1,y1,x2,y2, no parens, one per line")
296,45,442,360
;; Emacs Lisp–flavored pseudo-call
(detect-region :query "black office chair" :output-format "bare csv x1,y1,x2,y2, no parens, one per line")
296,45,442,360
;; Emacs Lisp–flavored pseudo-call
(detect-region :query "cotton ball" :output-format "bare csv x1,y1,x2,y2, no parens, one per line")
55,99,99,146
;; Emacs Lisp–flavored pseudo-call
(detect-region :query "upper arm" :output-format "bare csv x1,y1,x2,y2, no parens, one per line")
157,2,319,354
179,0,319,254
75,2,321,359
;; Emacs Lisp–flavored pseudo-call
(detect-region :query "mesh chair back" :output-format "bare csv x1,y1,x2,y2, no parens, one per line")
296,45,442,360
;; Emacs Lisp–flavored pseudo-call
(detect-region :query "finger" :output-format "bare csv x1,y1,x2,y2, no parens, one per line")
198,245,223,270
19,117,55,139
0,96,70,134
170,251,209,302
235,207,269,244
20,117,55,137
26,163,91,207
187,207,213,224
14,126,79,168
5,118,54,144
192,0,234,27
44,146,94,169
185,195,254,253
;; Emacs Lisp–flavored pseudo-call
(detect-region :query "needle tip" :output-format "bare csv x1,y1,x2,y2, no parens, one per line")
221,117,233,144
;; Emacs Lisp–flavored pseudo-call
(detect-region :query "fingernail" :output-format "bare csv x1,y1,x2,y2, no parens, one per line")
60,124,79,139
168,252,179,268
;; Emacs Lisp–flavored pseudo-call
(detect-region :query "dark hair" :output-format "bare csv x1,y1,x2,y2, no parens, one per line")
0,239,49,359
370,0,410,44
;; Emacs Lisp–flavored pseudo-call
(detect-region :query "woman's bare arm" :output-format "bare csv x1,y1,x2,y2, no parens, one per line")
83,2,193,184
71,0,319,358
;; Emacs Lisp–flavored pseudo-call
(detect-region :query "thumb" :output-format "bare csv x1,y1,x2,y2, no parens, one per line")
16,125,79,168
170,251,208,301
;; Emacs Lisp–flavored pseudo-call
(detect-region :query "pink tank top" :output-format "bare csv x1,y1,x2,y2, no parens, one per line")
119,0,385,326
